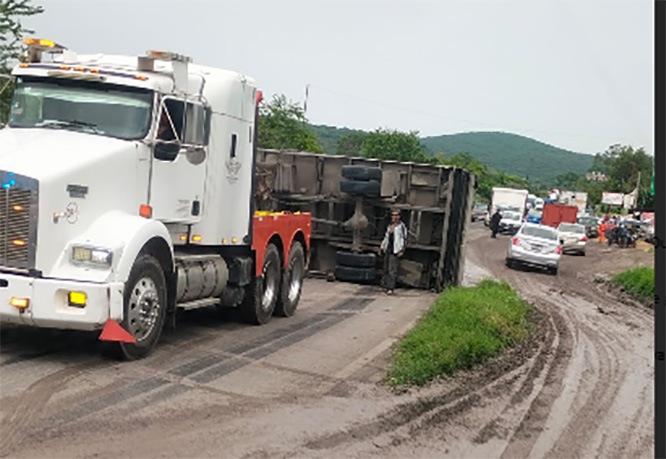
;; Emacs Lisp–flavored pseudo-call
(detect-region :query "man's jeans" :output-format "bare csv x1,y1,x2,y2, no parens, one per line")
383,253,399,290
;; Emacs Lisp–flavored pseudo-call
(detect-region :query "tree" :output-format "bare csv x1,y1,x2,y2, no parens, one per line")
1,0,44,124
590,144,653,207
360,128,430,163
336,131,368,156
257,94,324,153
555,171,582,190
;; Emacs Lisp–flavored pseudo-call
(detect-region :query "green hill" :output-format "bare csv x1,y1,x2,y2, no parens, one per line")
308,124,364,155
309,124,594,182
420,132,594,181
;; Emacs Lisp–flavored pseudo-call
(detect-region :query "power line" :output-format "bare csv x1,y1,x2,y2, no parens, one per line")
307,83,623,142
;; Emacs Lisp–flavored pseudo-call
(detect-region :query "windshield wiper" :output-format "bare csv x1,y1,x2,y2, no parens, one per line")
38,120,101,134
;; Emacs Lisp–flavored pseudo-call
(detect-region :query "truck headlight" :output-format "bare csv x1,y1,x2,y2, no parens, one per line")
72,246,113,266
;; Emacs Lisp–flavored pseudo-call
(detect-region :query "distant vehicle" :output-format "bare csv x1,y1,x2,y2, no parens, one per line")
607,225,636,248
526,209,543,224
577,216,600,239
557,222,587,255
559,191,588,216
472,204,488,222
527,194,537,210
534,197,545,211
485,187,529,226
506,223,561,275
541,203,578,228
499,211,523,235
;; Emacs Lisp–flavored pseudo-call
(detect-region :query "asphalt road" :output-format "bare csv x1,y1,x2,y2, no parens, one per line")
0,223,654,458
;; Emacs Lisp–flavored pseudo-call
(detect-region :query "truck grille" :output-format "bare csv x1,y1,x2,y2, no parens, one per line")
0,172,38,270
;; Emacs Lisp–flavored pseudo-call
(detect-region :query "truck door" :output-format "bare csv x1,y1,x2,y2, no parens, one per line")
149,97,210,222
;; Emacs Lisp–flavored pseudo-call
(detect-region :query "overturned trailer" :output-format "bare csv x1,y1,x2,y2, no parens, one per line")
255,149,477,291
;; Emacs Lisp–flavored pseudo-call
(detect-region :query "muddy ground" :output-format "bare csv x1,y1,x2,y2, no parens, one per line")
0,223,654,458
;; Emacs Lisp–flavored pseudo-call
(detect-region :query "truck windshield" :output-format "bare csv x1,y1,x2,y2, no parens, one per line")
9,76,153,140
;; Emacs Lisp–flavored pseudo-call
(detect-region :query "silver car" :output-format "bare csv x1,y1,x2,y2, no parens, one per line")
557,222,587,255
506,223,562,275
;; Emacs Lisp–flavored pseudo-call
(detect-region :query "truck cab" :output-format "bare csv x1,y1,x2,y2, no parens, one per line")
0,40,310,359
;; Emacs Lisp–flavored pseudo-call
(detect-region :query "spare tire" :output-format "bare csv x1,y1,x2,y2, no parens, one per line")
335,265,377,282
341,165,382,182
336,251,376,268
340,179,381,197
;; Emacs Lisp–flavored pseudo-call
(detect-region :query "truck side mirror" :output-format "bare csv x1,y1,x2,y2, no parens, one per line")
154,142,180,161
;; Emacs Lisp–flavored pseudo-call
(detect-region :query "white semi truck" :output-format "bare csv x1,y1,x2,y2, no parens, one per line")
0,39,311,359
484,187,529,226
559,190,588,216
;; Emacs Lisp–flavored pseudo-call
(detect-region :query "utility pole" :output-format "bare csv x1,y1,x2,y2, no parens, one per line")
303,84,310,115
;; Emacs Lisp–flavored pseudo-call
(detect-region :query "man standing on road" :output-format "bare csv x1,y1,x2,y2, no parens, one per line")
380,210,407,295
490,209,502,238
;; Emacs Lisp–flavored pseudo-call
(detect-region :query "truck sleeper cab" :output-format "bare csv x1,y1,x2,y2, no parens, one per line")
0,40,310,359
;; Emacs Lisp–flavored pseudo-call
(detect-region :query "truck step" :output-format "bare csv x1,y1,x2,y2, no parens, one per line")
177,297,221,310
174,253,223,263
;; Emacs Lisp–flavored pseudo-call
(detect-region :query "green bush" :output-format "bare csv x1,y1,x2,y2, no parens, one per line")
388,280,531,386
611,267,654,302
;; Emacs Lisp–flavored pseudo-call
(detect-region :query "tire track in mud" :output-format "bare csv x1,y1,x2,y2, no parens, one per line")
0,361,106,458
468,230,653,458
302,306,555,452
0,290,376,456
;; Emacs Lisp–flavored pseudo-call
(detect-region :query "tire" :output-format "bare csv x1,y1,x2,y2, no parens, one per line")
505,258,514,269
336,251,376,268
550,267,559,275
334,265,376,282
241,243,282,324
340,179,380,197
103,254,167,360
341,165,382,182
275,241,305,318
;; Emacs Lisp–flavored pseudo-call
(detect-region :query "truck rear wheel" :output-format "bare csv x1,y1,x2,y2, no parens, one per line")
340,179,381,197
336,251,376,268
335,265,376,282
341,165,383,182
241,243,281,325
275,241,305,317
103,254,167,360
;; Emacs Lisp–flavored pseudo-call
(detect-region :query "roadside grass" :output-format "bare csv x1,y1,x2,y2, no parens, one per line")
611,267,655,302
388,279,531,387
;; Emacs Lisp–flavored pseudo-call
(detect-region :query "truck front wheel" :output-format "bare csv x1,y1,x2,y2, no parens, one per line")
103,254,167,360
241,243,281,325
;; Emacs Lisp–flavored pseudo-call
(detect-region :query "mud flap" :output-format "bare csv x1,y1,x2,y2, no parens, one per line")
99,319,137,343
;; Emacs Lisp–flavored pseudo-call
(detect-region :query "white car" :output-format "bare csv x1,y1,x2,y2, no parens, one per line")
534,198,544,211
557,222,587,255
499,210,523,235
506,223,561,275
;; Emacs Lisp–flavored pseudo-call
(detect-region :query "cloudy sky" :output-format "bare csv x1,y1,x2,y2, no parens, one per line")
27,0,653,155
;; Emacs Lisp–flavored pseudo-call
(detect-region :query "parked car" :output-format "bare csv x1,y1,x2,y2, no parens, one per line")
472,204,488,222
499,210,523,235
577,216,600,239
506,223,561,275
557,222,587,255
526,209,543,224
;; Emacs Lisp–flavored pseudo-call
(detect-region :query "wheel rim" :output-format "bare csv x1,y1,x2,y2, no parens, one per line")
261,258,278,311
127,276,160,342
288,256,304,303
